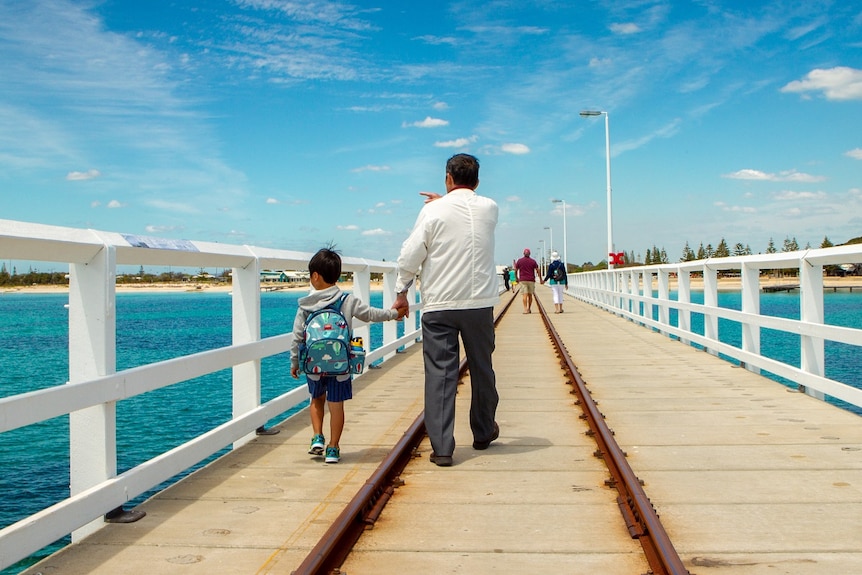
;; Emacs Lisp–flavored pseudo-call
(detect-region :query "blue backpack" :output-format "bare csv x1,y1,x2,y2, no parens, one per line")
298,294,363,376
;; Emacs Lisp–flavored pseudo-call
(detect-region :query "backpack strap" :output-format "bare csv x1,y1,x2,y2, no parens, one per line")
331,292,348,312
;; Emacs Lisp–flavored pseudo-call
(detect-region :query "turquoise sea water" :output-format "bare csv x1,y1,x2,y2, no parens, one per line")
1,289,860,573
0,290,394,573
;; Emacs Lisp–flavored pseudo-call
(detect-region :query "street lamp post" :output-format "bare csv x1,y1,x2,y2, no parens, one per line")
543,226,553,257
551,199,567,271
579,110,614,269
538,239,546,276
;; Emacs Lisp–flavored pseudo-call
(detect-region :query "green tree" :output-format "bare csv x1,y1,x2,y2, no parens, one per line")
696,243,706,260
766,238,777,254
821,236,833,249
782,236,799,252
681,242,696,262
733,242,746,256
714,238,730,258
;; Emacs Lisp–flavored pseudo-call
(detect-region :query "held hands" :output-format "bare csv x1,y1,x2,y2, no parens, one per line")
392,293,410,319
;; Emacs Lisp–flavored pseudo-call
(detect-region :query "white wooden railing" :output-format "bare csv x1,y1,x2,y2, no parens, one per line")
0,219,423,571
567,245,862,411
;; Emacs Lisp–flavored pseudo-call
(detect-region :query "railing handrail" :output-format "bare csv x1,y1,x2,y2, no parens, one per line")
0,218,423,571
567,245,862,411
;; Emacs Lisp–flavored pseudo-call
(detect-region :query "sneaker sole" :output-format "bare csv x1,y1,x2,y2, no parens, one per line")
308,446,324,455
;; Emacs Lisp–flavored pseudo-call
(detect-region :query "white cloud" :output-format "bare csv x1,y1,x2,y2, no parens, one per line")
501,143,530,155
66,169,101,181
845,148,862,160
266,197,279,204
723,168,826,183
403,116,449,128
610,23,641,35
714,201,756,213
435,135,478,148
352,164,391,172
145,224,184,233
589,57,612,68
780,67,862,100
772,190,827,201
146,199,199,214
361,228,390,236
337,224,360,231
506,195,521,202
415,35,457,46
106,199,123,208
433,101,449,110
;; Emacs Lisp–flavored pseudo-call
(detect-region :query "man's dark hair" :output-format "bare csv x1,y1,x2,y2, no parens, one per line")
446,153,480,189
309,247,342,284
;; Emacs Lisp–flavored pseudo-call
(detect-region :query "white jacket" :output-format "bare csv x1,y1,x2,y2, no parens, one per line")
396,188,499,312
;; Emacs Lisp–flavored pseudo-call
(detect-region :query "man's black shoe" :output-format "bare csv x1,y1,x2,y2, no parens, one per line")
472,422,499,450
429,452,453,467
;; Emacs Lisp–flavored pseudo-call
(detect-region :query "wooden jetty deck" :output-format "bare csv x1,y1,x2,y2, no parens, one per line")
22,288,862,574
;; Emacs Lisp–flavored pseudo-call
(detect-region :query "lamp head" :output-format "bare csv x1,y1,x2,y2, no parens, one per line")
579,110,603,117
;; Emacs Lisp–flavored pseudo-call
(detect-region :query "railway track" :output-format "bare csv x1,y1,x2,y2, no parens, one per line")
292,290,690,575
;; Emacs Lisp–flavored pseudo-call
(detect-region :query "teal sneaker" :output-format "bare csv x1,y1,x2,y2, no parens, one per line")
325,446,340,464
308,434,325,455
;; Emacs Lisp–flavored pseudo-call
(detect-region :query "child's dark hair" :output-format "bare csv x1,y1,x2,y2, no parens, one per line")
309,247,342,284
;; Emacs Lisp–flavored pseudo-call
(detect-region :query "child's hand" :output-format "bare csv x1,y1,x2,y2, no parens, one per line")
290,366,299,379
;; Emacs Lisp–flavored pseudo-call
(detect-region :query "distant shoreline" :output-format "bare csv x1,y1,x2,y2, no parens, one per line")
4,276,861,295
1,280,383,295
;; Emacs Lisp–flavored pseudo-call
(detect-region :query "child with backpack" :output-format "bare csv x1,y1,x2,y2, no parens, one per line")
290,248,407,463
543,251,568,314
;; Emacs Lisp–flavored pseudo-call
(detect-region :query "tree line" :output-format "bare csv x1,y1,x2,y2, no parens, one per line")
625,235,862,266
0,264,231,287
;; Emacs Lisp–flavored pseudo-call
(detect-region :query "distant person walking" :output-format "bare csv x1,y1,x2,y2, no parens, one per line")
514,248,541,313
543,251,568,313
502,266,510,291
392,153,500,467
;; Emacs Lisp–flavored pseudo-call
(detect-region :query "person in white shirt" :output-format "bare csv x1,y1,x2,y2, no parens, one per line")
392,154,500,467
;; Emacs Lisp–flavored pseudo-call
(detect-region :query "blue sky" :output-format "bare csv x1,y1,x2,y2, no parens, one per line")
1,0,861,269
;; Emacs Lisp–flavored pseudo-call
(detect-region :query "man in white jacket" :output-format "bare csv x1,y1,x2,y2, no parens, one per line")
392,153,500,467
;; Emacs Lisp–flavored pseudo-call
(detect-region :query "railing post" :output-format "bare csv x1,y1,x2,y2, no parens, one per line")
620,268,632,314
741,262,761,374
703,264,719,356
232,257,261,447
658,268,670,335
678,269,691,345
643,271,654,328
353,266,372,363
69,244,117,541
800,257,825,399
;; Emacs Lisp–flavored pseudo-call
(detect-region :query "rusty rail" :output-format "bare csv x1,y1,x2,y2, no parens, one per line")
292,290,518,575
535,296,691,575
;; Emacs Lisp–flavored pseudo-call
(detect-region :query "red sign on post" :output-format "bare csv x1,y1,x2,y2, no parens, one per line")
609,252,625,266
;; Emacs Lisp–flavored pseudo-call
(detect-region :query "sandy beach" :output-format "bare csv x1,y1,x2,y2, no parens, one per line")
1,280,386,294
